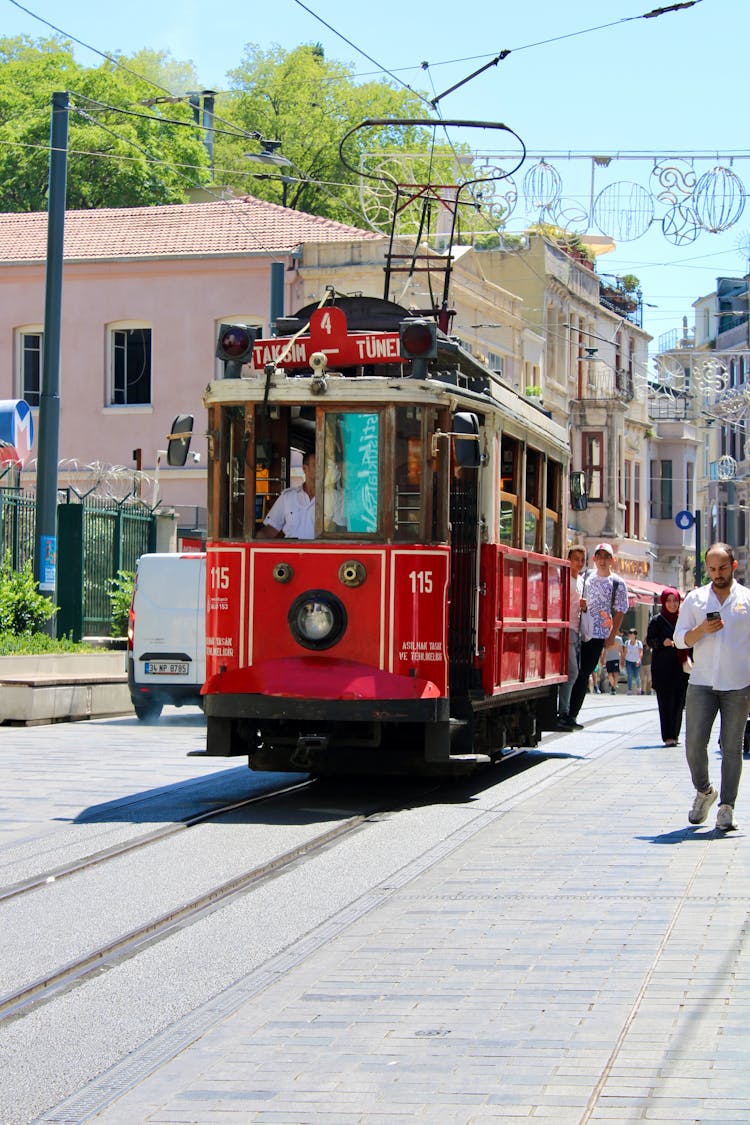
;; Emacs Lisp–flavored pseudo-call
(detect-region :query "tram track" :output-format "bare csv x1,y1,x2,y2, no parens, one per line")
0,803,371,1024
0,775,447,1027
0,716,629,1034
0,778,315,905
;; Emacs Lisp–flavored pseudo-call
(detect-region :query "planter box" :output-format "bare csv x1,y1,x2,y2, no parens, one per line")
0,652,131,725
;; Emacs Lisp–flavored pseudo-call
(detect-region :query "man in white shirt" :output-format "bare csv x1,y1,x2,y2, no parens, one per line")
258,452,317,539
674,542,750,831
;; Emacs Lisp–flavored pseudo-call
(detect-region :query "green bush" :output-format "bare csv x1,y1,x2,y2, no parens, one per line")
0,554,57,635
0,632,97,655
107,570,135,637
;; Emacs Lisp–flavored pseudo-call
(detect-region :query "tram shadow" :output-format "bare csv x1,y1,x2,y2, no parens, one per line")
69,745,584,828
70,767,311,827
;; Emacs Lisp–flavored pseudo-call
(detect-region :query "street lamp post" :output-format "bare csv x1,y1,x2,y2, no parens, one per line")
34,91,69,631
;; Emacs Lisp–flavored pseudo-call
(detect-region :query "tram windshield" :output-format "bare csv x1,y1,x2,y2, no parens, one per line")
322,412,380,534
209,400,447,543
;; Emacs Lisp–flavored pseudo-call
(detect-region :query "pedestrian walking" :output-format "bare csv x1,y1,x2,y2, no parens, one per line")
567,543,629,726
603,633,624,694
640,637,653,695
674,543,750,831
646,588,690,747
557,546,586,729
623,628,643,694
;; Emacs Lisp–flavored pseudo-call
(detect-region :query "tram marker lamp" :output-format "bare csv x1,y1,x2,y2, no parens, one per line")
216,323,258,378
399,318,437,379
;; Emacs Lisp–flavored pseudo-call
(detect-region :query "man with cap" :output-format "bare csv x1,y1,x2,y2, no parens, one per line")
557,544,586,729
566,542,629,727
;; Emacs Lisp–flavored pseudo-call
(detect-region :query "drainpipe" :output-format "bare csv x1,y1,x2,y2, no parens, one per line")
270,262,285,334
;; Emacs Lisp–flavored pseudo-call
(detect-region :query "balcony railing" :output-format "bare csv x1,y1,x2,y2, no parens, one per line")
599,284,643,327
580,361,635,402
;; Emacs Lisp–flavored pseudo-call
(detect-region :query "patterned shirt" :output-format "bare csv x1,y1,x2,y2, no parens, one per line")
581,572,629,641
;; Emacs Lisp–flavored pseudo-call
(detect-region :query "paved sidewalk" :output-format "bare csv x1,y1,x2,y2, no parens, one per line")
44,697,750,1124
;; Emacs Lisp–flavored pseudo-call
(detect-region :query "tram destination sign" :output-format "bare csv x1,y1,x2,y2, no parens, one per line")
252,306,402,370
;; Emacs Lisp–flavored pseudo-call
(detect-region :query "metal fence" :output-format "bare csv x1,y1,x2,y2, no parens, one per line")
0,488,156,638
0,488,35,571
79,500,156,635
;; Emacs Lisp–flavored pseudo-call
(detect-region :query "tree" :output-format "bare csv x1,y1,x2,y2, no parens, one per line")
0,36,210,211
216,44,467,230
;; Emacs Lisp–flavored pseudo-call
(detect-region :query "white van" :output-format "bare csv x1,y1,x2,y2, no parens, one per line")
127,552,206,721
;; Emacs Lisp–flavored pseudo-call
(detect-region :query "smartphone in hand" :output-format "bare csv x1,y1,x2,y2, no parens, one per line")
706,611,721,621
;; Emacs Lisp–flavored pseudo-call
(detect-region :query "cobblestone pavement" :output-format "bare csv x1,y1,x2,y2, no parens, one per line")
34,696,750,1123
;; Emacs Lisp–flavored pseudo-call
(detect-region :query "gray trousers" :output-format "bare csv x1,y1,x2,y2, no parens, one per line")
685,683,750,807
558,629,580,716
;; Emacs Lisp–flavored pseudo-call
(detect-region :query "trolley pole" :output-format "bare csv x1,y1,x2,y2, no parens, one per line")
33,91,69,632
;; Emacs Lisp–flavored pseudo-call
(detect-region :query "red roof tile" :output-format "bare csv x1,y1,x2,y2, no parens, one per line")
0,196,382,263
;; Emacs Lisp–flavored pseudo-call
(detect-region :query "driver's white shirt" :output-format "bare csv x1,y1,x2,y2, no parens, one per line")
263,485,315,539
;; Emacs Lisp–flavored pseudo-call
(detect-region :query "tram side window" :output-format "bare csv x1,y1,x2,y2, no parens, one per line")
499,436,520,546
395,405,423,541
545,460,562,557
217,405,251,540
525,449,543,552
323,411,381,534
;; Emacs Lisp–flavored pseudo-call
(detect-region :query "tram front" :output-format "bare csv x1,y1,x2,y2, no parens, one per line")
202,310,472,775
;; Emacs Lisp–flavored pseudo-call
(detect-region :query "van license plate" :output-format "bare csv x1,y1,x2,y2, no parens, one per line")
145,661,189,675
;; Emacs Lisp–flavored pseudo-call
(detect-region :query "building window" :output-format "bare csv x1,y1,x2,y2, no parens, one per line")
108,324,152,405
486,351,504,375
16,329,43,406
583,432,603,501
633,462,640,538
650,459,673,520
686,461,694,510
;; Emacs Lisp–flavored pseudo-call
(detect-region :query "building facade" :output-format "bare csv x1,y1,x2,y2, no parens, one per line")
653,276,750,584
475,231,655,598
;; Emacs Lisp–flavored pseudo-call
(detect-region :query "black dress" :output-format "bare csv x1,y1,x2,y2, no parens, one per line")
646,612,690,743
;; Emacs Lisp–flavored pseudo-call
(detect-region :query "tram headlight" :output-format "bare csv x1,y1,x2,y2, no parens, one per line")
288,590,347,650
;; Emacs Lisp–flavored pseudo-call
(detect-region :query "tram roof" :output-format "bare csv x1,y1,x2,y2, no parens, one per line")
203,371,569,453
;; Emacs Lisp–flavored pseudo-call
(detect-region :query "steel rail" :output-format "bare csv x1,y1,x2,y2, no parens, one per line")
0,779,315,905
0,806,370,1024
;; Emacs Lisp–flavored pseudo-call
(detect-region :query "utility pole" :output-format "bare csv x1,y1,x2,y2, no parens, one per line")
33,91,69,631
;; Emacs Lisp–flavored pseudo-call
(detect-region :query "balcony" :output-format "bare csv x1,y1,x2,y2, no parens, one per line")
578,360,636,403
599,282,642,327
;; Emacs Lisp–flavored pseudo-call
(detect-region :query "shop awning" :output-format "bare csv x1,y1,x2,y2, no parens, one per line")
624,578,673,606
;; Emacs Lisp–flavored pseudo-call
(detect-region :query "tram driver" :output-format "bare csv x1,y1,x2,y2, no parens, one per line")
257,451,344,539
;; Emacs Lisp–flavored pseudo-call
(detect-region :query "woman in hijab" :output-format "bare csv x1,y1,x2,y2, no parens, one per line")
646,588,691,746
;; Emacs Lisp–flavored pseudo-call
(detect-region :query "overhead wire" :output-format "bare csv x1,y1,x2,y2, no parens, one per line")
5,0,718,320
290,0,704,82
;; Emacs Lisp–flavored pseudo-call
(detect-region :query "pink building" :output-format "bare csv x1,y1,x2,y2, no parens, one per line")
0,197,383,534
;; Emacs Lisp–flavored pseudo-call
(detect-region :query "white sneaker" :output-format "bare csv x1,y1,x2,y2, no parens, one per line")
716,803,737,831
688,787,718,825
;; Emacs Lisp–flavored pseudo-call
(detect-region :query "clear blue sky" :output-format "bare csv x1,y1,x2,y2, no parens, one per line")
4,0,748,355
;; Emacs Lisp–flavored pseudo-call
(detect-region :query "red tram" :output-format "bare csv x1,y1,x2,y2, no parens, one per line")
199,295,573,775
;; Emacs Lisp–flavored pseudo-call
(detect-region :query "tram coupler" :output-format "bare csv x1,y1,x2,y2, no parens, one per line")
291,734,329,768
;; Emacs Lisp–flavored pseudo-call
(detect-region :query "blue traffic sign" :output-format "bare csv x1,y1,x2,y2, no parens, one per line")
0,399,34,466
675,509,695,530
